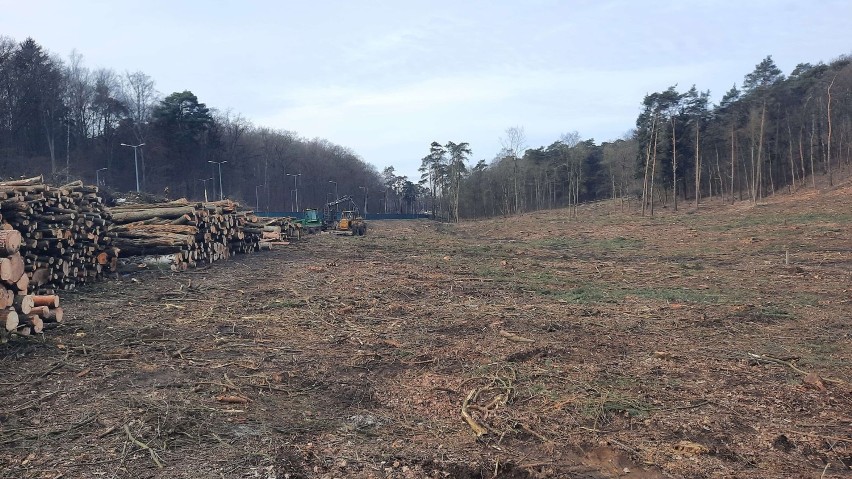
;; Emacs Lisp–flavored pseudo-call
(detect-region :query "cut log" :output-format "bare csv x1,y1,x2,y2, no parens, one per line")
30,268,50,287
3,309,18,331
110,206,196,223
0,229,22,255
13,270,29,292
12,294,34,315
32,295,60,307
42,306,63,323
0,175,44,187
28,305,50,317
25,314,44,333
0,252,25,282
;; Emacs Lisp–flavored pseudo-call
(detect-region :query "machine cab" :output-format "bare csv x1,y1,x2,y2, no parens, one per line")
339,210,355,229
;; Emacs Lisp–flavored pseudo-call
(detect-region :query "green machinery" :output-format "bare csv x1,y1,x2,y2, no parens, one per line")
298,208,323,234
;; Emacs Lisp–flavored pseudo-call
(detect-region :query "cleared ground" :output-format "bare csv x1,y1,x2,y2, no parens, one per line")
1,181,850,478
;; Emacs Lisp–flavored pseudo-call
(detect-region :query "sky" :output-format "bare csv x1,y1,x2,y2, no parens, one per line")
3,0,851,179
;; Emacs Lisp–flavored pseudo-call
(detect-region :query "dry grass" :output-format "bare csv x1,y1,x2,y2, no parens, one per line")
1,179,850,478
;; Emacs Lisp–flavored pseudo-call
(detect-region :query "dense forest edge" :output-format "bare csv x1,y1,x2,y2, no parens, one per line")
1,35,850,219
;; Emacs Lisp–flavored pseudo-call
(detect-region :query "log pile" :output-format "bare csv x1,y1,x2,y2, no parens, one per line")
107,199,263,271
0,227,64,341
0,176,116,294
250,217,302,247
0,176,278,340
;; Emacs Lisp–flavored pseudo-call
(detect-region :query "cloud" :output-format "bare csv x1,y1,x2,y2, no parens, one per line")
251,59,722,179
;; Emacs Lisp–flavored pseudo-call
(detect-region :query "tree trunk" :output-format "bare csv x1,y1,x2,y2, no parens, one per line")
642,115,657,216
672,118,677,211
787,120,796,190
826,75,835,187
650,125,659,217
694,122,700,209
810,115,816,188
730,123,736,204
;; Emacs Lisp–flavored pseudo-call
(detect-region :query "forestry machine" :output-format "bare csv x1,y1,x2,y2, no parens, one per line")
298,208,323,234
323,196,367,236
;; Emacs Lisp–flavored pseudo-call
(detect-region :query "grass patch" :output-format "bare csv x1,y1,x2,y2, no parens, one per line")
703,211,851,233
628,287,727,304
532,235,644,253
787,212,852,224
599,236,645,250
554,285,619,304
458,243,507,258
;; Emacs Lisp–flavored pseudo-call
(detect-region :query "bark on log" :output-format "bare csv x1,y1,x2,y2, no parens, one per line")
28,305,50,317
43,306,63,323
0,176,43,187
31,268,50,287
32,294,60,307
13,271,29,292
110,206,196,223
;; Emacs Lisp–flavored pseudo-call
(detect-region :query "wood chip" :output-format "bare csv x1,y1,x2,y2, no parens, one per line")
802,372,827,391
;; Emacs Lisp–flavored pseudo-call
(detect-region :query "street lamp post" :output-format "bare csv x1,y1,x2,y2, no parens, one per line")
359,186,368,215
96,167,108,187
199,177,213,202
208,160,227,200
119,143,145,192
286,173,301,211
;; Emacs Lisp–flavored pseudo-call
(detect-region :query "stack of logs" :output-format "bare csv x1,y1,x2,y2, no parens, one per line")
249,217,302,247
0,176,116,294
1,176,288,339
1,228,64,341
107,199,263,271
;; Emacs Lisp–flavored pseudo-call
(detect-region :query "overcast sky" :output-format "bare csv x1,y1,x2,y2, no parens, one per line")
3,1,851,179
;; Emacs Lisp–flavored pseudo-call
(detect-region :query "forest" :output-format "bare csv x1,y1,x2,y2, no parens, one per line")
1,35,850,218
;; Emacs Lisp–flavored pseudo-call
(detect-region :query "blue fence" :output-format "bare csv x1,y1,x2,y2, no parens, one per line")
255,212,429,220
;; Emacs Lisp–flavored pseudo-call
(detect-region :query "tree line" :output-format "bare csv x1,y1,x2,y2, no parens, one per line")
419,54,852,221
0,36,390,213
2,35,849,219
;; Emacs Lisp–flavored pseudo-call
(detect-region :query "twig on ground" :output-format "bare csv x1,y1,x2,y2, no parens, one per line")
123,424,164,468
461,389,489,437
748,353,847,384
499,330,535,343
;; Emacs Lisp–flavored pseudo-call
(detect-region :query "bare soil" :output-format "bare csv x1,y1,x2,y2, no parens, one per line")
1,182,850,478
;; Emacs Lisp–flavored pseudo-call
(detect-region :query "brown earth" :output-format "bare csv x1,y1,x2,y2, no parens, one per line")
1,181,850,478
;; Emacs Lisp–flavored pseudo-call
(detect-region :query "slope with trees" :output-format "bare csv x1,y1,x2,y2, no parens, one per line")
0,36,385,213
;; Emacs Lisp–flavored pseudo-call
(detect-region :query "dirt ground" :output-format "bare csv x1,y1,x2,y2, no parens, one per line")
1,181,850,479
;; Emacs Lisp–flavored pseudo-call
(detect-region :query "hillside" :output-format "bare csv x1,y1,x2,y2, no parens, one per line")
0,180,850,478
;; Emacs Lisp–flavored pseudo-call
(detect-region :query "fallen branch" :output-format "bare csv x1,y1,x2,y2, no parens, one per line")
499,330,535,343
747,353,846,384
123,424,163,468
518,423,553,445
461,389,488,437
